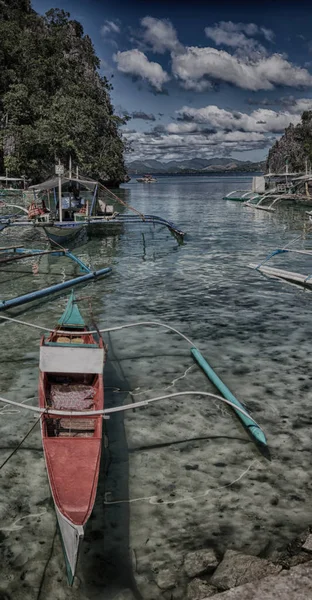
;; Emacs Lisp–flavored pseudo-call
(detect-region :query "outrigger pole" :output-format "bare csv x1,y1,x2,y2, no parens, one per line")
0,247,112,311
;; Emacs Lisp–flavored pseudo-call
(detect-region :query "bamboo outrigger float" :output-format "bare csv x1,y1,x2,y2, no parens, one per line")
191,348,267,447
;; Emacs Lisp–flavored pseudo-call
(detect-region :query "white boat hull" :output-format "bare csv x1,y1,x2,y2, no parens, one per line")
55,505,84,585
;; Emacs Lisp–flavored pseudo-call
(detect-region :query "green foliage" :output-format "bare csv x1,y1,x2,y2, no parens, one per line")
0,2,128,183
266,112,312,173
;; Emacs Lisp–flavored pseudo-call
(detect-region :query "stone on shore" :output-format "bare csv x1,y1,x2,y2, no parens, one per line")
302,534,312,553
156,568,177,590
187,578,217,599
206,561,312,600
184,549,219,578
210,550,282,590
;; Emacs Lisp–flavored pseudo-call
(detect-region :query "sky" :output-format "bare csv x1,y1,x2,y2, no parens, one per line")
32,0,312,164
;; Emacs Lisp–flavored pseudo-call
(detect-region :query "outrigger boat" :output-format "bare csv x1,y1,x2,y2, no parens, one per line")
19,173,183,245
249,240,312,290
0,305,270,584
38,291,105,584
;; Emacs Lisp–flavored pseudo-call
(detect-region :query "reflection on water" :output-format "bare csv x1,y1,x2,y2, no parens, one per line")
1,175,312,598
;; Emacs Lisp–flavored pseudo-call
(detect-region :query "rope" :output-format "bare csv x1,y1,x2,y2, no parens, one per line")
97,181,145,221
47,238,67,253
104,459,259,506
0,411,44,470
0,315,196,344
0,391,261,427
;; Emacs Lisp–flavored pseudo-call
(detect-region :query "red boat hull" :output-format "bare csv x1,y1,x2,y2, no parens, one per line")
38,324,105,583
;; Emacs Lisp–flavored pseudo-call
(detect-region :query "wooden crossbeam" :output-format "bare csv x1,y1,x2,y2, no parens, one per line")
0,246,24,252
0,249,63,264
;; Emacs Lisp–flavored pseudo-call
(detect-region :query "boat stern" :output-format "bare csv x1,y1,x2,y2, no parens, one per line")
55,505,84,585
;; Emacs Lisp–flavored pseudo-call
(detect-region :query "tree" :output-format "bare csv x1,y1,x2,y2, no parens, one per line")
0,4,128,183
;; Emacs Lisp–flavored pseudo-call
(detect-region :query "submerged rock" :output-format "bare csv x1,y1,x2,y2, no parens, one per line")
187,578,217,599
184,549,219,578
210,550,282,590
156,568,177,590
207,561,312,599
302,534,312,553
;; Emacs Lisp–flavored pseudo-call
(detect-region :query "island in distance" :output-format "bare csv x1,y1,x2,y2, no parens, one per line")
126,157,265,175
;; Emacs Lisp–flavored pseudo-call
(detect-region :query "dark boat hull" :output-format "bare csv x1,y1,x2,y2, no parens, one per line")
43,224,86,247
42,221,124,246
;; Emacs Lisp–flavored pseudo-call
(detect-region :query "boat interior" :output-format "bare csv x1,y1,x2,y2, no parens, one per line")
42,373,102,439
47,329,97,346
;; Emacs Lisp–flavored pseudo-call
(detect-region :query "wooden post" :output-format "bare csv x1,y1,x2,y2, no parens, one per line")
58,160,62,222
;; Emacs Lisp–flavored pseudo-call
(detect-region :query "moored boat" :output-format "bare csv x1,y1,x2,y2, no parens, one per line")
38,291,105,584
136,174,157,183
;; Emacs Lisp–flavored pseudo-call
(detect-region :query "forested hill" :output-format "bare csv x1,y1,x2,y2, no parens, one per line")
266,111,312,174
0,0,128,184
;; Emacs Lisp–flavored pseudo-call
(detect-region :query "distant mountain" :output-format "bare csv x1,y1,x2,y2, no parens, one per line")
126,158,265,174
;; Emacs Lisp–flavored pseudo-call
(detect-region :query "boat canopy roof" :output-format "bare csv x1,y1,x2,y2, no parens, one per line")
292,174,312,181
0,176,26,182
29,175,98,192
264,172,303,177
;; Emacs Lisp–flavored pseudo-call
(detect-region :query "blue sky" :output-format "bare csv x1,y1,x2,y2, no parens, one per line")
33,0,312,164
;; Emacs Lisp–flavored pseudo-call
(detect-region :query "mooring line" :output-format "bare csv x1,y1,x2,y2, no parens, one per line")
104,459,260,506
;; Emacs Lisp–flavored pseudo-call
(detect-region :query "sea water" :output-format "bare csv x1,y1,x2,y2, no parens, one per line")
1,174,312,599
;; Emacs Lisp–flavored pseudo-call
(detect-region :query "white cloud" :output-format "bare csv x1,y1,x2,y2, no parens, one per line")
204,21,274,49
123,127,271,162
205,21,267,54
140,16,183,54
171,47,312,91
113,49,170,91
101,20,120,36
176,104,301,133
261,27,275,43
166,122,200,134
287,98,312,113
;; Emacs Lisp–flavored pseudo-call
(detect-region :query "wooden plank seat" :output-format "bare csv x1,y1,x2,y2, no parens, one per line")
45,417,96,438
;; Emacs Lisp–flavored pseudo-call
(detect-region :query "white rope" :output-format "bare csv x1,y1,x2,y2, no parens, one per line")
0,315,195,345
104,459,259,505
0,391,260,426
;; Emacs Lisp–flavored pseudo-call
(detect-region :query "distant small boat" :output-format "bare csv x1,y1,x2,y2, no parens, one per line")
39,291,105,584
136,174,157,183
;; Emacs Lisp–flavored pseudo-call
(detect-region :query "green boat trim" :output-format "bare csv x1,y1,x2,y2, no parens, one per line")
222,191,261,203
58,290,85,328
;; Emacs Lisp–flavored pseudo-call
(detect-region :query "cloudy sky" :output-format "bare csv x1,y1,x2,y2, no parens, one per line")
33,0,312,164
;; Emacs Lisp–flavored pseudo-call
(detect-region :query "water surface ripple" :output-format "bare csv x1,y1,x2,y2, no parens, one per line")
1,175,312,598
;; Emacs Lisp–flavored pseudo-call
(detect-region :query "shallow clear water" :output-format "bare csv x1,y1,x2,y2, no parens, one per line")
1,174,312,599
